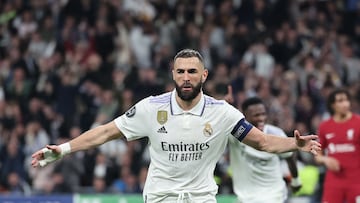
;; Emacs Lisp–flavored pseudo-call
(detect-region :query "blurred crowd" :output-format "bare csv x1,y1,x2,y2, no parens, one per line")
0,0,359,199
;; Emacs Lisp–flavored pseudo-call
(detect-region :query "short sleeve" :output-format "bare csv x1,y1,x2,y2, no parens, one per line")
114,98,150,141
222,102,252,141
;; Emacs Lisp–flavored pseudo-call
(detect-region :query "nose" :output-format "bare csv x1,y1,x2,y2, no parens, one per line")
183,71,190,81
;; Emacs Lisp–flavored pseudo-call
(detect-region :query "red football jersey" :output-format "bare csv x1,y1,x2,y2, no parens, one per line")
318,114,360,182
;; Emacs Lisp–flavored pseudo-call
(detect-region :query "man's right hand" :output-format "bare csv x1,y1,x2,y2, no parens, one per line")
31,144,69,168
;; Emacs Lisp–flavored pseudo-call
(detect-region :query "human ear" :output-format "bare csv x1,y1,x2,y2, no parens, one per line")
202,69,208,83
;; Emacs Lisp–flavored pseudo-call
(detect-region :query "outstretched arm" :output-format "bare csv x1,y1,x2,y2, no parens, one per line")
242,127,321,155
31,121,123,168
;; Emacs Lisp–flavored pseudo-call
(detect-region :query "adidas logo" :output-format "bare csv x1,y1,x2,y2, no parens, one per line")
157,126,168,133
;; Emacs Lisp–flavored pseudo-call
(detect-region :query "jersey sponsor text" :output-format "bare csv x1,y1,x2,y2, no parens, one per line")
162,141,209,162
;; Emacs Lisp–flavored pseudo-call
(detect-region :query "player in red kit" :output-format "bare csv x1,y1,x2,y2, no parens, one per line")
315,88,360,203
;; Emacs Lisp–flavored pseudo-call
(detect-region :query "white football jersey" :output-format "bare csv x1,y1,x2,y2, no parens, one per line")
228,124,292,203
114,89,250,202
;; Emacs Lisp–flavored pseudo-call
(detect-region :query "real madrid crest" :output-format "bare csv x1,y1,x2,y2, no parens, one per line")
203,123,213,137
157,110,168,125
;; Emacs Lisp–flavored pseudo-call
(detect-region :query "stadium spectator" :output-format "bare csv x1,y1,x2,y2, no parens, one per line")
0,137,28,192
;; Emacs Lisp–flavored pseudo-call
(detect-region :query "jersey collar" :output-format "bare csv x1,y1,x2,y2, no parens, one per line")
170,89,205,116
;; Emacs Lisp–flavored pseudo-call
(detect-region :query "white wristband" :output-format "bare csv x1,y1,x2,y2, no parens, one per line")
291,177,301,187
59,142,71,156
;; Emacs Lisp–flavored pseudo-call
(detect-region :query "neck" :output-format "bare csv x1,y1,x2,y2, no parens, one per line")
175,92,202,111
333,112,352,122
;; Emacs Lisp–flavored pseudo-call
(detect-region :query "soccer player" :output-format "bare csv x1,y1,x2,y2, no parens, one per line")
315,88,360,203
31,49,321,202
228,97,301,203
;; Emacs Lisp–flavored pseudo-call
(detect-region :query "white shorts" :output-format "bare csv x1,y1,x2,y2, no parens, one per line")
144,192,217,203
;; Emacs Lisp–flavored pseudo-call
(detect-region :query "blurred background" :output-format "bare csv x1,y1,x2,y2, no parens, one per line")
0,0,359,202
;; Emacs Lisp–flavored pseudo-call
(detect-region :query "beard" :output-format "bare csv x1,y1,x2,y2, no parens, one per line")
174,80,203,101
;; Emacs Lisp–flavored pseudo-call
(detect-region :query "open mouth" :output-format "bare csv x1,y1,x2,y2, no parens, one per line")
182,85,192,91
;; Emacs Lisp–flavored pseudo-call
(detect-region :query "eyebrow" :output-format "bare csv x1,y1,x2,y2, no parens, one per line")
176,68,198,72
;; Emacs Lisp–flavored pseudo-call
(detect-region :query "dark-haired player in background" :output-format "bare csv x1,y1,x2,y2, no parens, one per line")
315,88,360,203
228,96,302,203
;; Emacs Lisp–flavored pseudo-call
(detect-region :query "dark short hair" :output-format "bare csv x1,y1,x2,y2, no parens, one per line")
241,97,264,111
173,49,204,64
326,88,351,115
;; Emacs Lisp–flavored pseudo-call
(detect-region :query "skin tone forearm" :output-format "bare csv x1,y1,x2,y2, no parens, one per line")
314,154,326,165
286,154,302,193
31,121,123,168
260,133,298,153
286,154,299,178
69,122,123,153
243,127,320,154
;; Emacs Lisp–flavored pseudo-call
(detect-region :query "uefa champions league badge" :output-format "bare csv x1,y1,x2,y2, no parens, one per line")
125,106,136,117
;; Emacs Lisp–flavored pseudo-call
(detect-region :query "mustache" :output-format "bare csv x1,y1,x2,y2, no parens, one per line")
181,82,192,88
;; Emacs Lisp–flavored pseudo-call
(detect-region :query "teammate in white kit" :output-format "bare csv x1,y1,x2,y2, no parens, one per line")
228,97,302,203
31,49,321,203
